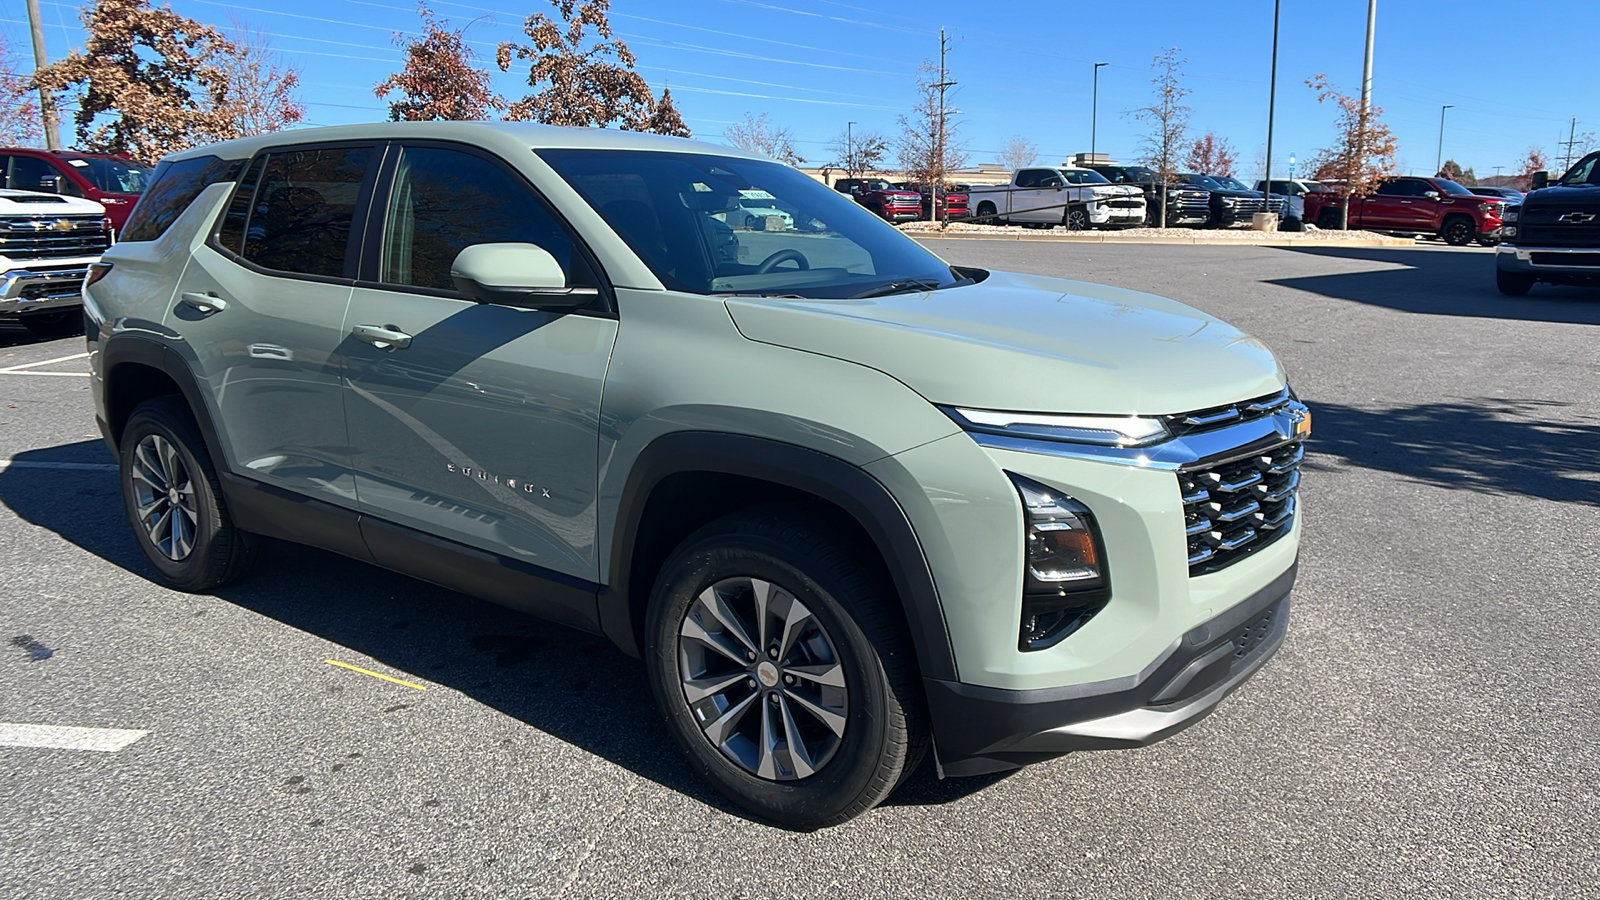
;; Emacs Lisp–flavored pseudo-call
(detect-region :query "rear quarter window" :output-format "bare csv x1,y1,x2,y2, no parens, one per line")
120,155,242,242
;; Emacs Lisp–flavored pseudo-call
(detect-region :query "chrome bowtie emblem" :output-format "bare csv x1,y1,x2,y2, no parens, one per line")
50,218,75,232
1557,212,1596,224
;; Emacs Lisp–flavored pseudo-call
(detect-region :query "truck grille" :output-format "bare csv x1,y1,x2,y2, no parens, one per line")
0,215,111,260
1180,440,1302,575
1105,198,1142,209
1175,192,1210,213
1518,223,1600,247
1231,198,1265,216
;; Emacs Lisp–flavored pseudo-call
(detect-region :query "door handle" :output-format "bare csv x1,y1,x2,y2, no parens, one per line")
178,291,227,315
351,323,413,350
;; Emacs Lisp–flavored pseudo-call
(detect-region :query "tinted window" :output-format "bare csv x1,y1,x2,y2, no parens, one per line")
10,155,61,193
1435,179,1474,196
214,157,267,255
241,147,371,278
379,146,588,291
1374,180,1407,196
1015,170,1041,188
68,157,153,193
121,155,242,243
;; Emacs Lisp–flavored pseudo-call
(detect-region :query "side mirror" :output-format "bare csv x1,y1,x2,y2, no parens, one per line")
1423,191,1441,200
1531,170,1549,190
451,243,595,311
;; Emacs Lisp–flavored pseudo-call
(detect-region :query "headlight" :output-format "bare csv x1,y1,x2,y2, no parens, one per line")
1478,202,1496,212
1503,205,1520,223
946,408,1170,446
1010,475,1110,650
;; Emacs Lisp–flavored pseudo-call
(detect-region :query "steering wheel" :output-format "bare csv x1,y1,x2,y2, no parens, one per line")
755,248,810,273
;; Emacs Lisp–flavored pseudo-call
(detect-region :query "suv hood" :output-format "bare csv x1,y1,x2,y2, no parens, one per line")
726,270,1284,415
0,189,106,215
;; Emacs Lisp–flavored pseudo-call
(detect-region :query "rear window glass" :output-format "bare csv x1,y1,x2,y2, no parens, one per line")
118,155,242,243
238,147,372,278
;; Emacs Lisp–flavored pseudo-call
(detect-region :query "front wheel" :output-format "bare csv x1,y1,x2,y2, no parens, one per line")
1065,207,1089,231
1496,269,1535,296
1441,216,1476,246
1476,237,1499,247
644,509,927,829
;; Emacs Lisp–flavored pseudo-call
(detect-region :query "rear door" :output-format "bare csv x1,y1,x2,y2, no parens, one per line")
340,141,618,601
168,143,378,508
1364,179,1412,228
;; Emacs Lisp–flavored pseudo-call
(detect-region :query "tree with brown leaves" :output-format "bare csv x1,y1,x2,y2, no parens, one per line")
1184,131,1237,176
216,19,305,137
1516,146,1549,190
1131,48,1191,226
496,0,689,137
724,112,803,165
0,35,41,146
1304,73,1399,229
31,0,303,162
376,3,502,121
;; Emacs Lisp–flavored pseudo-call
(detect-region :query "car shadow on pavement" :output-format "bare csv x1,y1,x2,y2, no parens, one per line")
0,439,1001,823
1306,398,1600,506
1274,247,1600,326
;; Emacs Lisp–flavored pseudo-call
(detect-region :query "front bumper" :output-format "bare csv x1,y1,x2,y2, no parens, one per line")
0,265,89,315
1497,244,1600,278
928,562,1294,776
1090,203,1147,225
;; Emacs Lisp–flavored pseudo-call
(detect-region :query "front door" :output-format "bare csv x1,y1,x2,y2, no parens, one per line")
168,144,378,507
341,143,618,590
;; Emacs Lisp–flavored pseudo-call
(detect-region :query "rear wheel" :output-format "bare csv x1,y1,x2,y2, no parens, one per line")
1441,216,1475,246
118,397,255,591
975,201,1001,225
644,509,927,829
1317,209,1341,230
20,310,82,338
1496,269,1535,296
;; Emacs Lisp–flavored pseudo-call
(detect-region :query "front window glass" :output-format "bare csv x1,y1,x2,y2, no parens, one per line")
241,147,371,278
1558,154,1598,185
538,149,961,298
1214,176,1251,191
380,146,588,291
1184,174,1224,190
68,157,153,193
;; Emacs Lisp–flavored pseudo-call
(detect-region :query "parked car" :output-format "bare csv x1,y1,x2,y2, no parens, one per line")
1495,151,1600,294
1255,179,1335,230
1176,174,1277,227
968,167,1146,229
1302,175,1504,246
833,177,922,222
88,122,1305,829
894,182,970,220
0,148,151,233
0,188,112,337
1090,164,1211,227
1470,186,1524,202
722,189,794,230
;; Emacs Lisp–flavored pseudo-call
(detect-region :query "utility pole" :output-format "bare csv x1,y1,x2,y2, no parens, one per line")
846,121,855,179
931,28,956,222
1349,0,1375,230
1436,105,1453,174
1559,118,1579,171
1091,62,1108,166
1263,0,1280,228
25,0,61,150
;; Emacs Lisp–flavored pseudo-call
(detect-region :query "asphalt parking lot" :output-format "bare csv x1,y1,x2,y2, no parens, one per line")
3,241,1597,898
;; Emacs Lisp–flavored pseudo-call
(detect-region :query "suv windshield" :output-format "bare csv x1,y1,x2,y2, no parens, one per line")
539,149,962,299
1064,169,1111,185
1558,153,1600,186
67,157,153,193
1436,179,1475,196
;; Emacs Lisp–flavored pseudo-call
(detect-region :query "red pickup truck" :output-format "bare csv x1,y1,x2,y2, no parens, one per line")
1304,175,1504,246
0,148,152,233
833,177,923,222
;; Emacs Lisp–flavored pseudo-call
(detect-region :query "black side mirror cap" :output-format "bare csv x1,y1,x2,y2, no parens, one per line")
1531,171,1549,190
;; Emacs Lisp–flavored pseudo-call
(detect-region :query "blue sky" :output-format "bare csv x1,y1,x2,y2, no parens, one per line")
3,0,1596,178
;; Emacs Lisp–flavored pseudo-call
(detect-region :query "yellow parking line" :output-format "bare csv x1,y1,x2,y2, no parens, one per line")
324,659,427,691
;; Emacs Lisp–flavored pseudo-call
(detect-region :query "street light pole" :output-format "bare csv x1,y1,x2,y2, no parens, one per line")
1436,104,1454,174
1091,62,1108,165
846,121,855,180
1263,0,1280,228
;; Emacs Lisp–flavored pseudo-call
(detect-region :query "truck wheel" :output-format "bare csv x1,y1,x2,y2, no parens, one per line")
1440,216,1475,246
1065,207,1089,231
1281,216,1304,232
20,310,82,338
1476,237,1499,248
644,508,927,829
1317,209,1341,230
1496,270,1535,296
118,396,256,592
975,201,1000,225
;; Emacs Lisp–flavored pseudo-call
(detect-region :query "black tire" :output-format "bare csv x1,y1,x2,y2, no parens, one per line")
975,201,1001,225
1496,269,1535,296
1281,216,1304,232
1476,237,1499,247
1441,216,1475,246
20,310,82,338
644,508,928,829
1317,209,1341,230
118,396,255,591
1065,207,1089,231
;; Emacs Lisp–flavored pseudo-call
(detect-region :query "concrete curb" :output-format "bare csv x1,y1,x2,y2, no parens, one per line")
904,231,1414,248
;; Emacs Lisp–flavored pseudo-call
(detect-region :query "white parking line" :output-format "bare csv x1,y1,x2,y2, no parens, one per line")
0,347,89,368
0,460,117,472
0,723,148,752
0,370,90,377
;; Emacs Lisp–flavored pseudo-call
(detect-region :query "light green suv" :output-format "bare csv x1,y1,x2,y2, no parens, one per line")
86,123,1307,829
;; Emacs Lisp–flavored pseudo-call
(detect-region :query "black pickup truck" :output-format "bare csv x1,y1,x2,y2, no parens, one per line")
1496,151,1600,295
1088,164,1210,226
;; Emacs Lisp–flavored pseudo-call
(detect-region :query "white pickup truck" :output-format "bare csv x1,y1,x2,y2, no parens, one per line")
969,167,1147,230
0,189,112,337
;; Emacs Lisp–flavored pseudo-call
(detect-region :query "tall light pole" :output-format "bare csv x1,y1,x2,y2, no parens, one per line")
1436,104,1454,174
846,120,855,179
1091,62,1108,165
1263,0,1280,227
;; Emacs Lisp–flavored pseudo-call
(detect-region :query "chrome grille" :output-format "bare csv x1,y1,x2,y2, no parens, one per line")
1165,387,1291,438
1181,440,1303,575
0,215,111,260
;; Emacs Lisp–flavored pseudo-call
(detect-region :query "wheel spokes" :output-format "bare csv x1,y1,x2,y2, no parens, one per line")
681,614,751,667
787,661,845,689
777,694,817,779
697,585,759,657
681,669,748,703
701,690,758,747
782,687,847,737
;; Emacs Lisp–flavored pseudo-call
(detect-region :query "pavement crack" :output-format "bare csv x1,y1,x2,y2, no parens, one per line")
555,778,641,898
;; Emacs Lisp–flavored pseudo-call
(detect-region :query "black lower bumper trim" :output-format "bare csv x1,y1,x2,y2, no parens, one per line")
927,561,1296,776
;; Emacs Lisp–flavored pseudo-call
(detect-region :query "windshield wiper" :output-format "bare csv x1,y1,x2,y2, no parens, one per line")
850,278,944,299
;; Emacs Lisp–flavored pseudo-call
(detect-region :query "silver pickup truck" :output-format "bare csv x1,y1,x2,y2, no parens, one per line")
0,189,112,337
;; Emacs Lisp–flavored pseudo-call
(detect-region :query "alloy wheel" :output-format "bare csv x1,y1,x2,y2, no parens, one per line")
676,576,848,781
129,434,198,561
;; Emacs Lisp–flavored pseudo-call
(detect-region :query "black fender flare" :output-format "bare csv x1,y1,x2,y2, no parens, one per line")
99,331,227,468
598,431,958,682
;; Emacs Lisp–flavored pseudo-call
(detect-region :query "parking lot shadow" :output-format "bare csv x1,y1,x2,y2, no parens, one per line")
1307,398,1600,506
1274,246,1600,326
